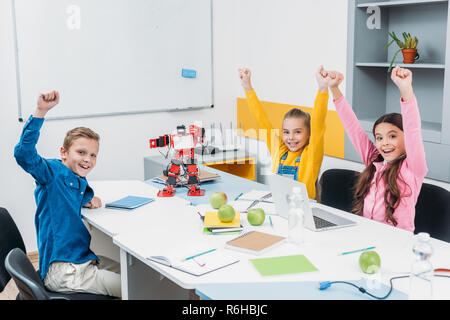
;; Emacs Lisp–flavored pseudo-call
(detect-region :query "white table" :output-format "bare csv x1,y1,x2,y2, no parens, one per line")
83,180,450,300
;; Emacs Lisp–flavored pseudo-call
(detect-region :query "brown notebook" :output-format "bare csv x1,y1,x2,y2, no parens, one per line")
225,231,286,255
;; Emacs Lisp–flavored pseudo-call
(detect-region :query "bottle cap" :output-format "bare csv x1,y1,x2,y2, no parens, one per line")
292,187,302,194
417,232,430,242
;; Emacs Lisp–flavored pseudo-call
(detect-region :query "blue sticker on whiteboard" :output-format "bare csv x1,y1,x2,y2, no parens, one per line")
182,69,197,78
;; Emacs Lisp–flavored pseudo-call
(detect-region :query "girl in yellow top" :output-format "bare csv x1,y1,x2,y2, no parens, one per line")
238,67,329,199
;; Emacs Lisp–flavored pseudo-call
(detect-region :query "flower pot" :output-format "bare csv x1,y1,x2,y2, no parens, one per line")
402,49,419,64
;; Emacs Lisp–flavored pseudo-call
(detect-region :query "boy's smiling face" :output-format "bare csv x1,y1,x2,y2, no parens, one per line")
60,137,99,177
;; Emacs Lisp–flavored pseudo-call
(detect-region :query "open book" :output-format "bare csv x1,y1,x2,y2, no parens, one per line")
152,169,220,186
147,249,239,276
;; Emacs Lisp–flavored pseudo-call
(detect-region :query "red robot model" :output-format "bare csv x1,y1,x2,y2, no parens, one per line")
149,125,206,197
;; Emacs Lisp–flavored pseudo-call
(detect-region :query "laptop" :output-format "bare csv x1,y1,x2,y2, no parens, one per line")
268,174,356,231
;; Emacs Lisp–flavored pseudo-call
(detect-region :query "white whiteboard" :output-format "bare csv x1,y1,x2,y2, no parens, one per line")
12,0,213,121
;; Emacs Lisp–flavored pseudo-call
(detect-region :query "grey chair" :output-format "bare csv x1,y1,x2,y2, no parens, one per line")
0,207,117,300
5,248,118,300
414,183,450,242
317,169,360,213
0,207,27,294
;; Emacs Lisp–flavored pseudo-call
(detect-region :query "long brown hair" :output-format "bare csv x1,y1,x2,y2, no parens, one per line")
352,113,411,226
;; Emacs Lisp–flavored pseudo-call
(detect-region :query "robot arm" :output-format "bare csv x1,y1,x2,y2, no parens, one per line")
149,135,171,149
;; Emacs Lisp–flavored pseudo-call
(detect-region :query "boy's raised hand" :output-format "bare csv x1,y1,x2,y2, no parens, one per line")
391,66,414,101
34,90,60,118
238,68,253,92
316,65,330,92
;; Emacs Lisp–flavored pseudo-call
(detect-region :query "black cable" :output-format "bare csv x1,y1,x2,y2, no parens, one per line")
323,274,450,300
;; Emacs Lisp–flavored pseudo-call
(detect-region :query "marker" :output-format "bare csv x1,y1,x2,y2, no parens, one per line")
269,216,273,228
184,248,217,261
234,192,243,201
339,246,376,256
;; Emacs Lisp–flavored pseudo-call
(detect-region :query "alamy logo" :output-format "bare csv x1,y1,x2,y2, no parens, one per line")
66,5,81,30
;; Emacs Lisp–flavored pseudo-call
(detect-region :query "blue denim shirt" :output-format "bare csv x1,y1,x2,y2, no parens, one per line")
14,116,98,279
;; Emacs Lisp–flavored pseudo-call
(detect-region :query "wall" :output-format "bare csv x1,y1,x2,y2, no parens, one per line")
0,0,239,252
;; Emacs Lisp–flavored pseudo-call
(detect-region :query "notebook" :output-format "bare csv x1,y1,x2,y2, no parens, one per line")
147,249,240,277
203,211,241,228
225,231,286,255
105,195,154,210
238,190,273,203
250,254,318,276
203,225,244,235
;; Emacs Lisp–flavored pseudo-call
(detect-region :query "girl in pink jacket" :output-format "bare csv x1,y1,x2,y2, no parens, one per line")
326,66,428,232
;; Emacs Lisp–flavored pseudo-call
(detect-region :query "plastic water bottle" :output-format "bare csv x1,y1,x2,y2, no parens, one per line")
409,232,434,300
288,187,305,246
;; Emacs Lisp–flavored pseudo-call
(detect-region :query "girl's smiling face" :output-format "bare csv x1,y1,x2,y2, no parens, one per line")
282,117,310,152
374,122,405,162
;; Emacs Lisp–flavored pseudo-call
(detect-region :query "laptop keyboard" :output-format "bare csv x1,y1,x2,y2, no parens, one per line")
313,215,337,229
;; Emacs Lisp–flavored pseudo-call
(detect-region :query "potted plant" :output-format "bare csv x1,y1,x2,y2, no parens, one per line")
384,32,419,72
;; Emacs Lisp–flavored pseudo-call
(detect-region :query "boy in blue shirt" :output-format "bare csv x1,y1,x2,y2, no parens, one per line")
14,91,121,298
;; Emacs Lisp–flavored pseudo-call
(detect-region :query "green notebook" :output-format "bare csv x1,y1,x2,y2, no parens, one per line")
250,254,318,276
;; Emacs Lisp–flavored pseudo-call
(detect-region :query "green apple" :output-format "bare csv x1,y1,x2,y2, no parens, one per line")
247,208,265,226
210,191,227,209
218,204,235,223
359,251,381,274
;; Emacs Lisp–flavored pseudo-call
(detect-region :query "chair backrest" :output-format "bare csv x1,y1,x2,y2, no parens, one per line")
4,248,49,300
0,207,26,291
415,183,450,242
317,169,360,213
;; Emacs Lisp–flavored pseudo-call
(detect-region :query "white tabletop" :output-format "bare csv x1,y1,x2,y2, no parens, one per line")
81,179,450,299
82,180,190,236
112,201,450,299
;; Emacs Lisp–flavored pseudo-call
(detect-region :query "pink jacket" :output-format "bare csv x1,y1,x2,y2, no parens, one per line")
334,96,428,232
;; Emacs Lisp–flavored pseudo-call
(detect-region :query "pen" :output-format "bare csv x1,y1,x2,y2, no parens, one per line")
234,192,243,201
197,211,204,221
184,248,217,261
339,246,376,256
269,216,273,228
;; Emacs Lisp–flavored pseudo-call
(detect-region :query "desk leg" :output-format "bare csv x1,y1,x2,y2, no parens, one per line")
119,249,197,300
120,248,129,300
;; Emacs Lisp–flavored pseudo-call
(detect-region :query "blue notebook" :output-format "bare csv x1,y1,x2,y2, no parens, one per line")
105,195,154,210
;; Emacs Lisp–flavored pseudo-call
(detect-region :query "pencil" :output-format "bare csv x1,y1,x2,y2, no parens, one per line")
339,246,376,256
184,248,217,261
197,211,205,221
234,192,243,201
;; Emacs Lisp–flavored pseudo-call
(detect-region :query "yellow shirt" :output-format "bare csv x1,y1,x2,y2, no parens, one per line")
245,89,329,199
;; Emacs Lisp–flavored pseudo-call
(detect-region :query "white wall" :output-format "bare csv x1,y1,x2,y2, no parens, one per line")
0,0,239,252
1,0,448,252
